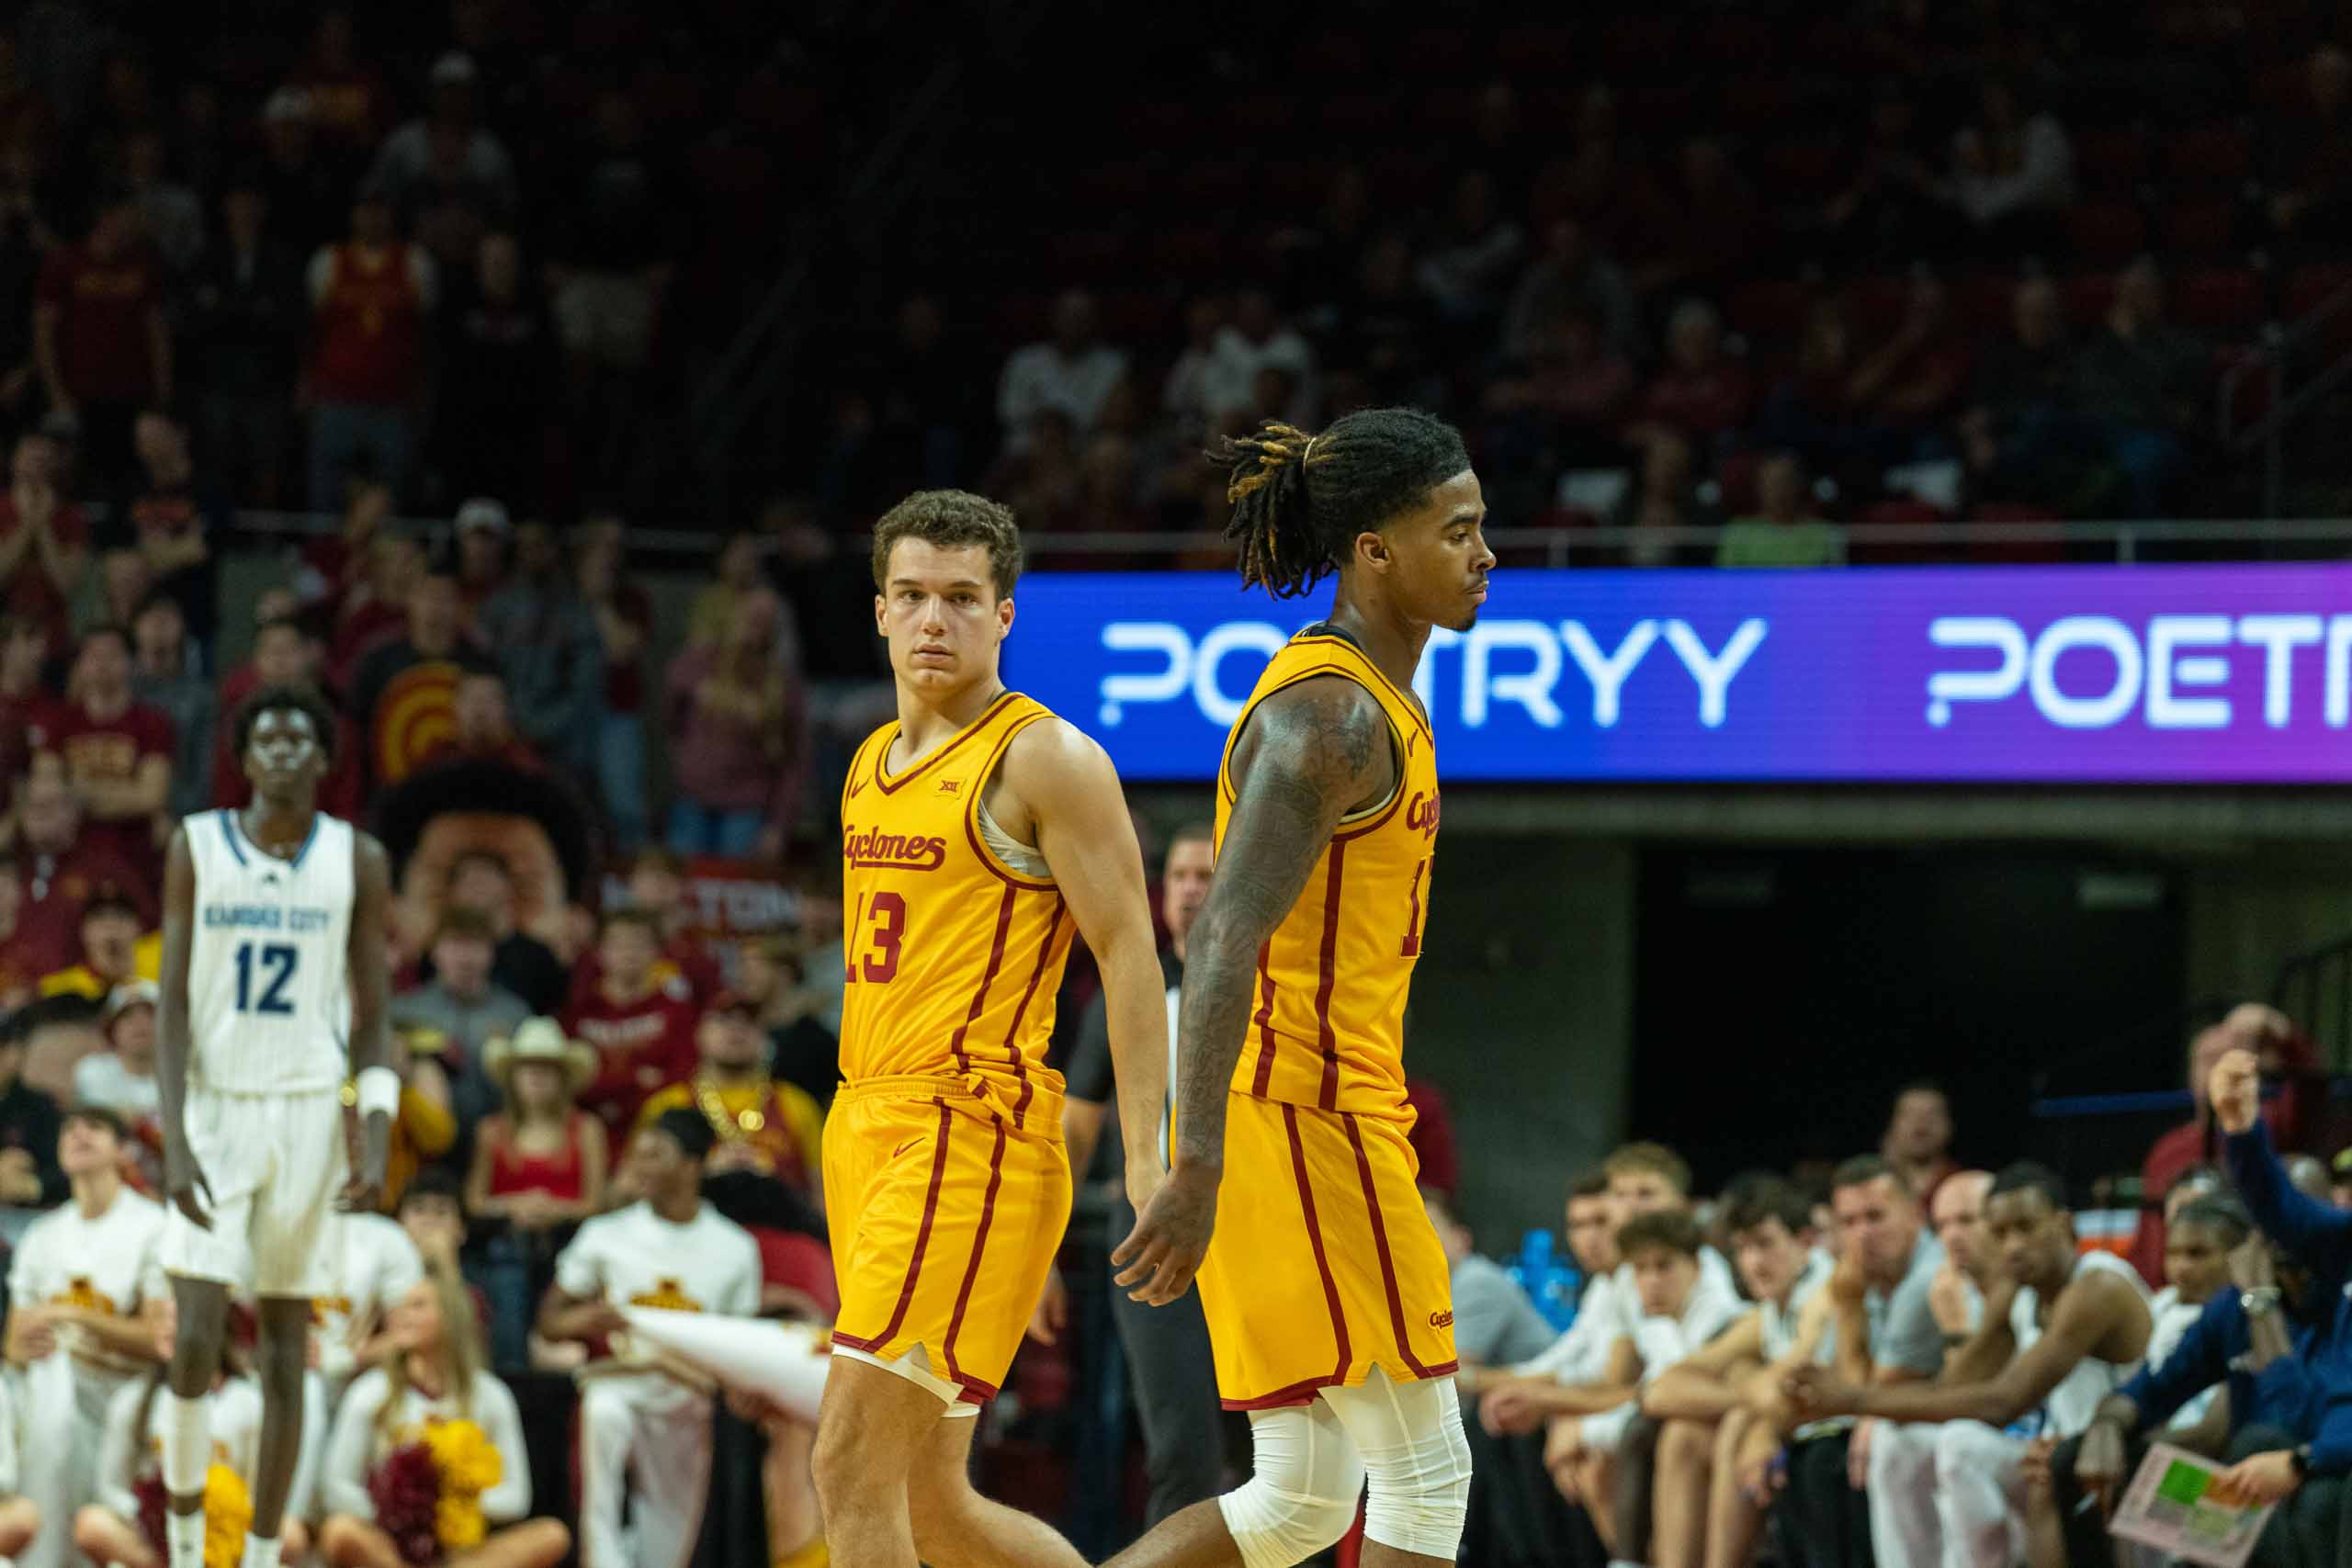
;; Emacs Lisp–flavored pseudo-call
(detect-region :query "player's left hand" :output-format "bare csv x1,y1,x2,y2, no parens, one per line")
1112,1161,1216,1307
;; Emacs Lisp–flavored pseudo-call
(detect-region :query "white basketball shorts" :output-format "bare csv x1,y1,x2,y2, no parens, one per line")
163,1085,346,1298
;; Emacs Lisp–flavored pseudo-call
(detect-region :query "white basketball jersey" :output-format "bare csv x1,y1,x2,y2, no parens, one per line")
185,808,356,1094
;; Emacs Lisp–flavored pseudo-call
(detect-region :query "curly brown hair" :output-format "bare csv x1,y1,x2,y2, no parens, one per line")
870,490,1024,600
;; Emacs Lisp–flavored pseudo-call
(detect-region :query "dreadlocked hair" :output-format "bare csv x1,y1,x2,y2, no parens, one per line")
1212,408,1470,600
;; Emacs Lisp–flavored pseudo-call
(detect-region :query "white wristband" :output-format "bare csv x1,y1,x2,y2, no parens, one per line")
355,1066,401,1120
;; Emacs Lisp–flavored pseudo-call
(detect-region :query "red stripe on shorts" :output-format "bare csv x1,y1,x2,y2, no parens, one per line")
1314,842,1346,1110
1283,1102,1351,1386
941,1114,1010,1387
1341,1111,1437,1380
834,1098,955,1352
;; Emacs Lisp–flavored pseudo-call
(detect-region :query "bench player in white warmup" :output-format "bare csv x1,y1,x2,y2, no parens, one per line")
155,685,397,1568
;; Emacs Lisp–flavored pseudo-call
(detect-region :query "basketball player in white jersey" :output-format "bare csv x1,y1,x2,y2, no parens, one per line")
155,684,397,1568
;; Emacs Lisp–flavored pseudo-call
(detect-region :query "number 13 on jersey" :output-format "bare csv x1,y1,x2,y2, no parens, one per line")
845,892,905,984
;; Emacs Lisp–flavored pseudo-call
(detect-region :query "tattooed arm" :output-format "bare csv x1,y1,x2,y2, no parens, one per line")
1110,674,1394,1303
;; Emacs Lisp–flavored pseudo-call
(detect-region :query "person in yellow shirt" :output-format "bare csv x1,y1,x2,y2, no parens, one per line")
376,1022,457,1213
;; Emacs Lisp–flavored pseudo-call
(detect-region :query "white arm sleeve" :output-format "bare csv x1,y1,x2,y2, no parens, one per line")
322,1373,389,1522
476,1376,532,1523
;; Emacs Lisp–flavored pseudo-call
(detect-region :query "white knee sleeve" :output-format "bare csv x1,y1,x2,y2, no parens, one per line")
160,1390,210,1495
1322,1371,1474,1561
1218,1402,1367,1568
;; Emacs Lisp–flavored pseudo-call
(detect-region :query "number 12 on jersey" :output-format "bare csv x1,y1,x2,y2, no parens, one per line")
233,941,300,1014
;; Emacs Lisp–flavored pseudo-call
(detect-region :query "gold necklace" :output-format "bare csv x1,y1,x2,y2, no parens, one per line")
695,1073,768,1139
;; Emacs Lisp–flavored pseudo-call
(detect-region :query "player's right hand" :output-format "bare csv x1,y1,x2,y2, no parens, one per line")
1112,1162,1216,1307
1024,1267,1069,1346
164,1140,214,1231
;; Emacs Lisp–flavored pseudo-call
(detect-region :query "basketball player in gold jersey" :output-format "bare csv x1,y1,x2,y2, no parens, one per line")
812,491,1177,1568
1113,410,1494,1568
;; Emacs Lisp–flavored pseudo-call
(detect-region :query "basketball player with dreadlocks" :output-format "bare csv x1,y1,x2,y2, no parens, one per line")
1111,409,1495,1568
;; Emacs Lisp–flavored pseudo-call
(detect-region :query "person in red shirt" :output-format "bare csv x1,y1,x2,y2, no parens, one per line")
411,669,541,773
560,907,697,1134
1625,298,1754,449
304,188,436,510
31,195,170,483
566,845,723,1011
10,770,153,971
209,616,363,819
0,847,51,1008
29,624,173,882
0,433,89,652
2130,1003,2319,1285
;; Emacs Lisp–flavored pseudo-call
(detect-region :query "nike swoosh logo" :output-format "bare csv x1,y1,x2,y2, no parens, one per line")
846,773,870,799
891,1140,919,1161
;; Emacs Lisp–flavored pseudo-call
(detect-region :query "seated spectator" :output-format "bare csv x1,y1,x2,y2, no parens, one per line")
1772,1156,1950,1568
467,1017,609,1369
1159,295,1226,434
996,288,1128,454
392,905,527,1134
1883,1080,1961,1204
295,479,389,641
0,1012,62,1207
1501,217,1640,363
304,188,437,511
2133,1008,2316,1287
73,980,158,1159
2071,256,2206,517
628,990,825,1231
1628,299,1753,452
1634,135,1758,303
192,174,305,509
545,88,672,427
430,850,566,1015
349,551,499,802
130,592,210,822
319,1266,567,1568
314,1208,425,1408
561,908,699,1134
690,536,771,658
365,52,517,235
1331,231,1444,409
2148,1193,2246,1416
1644,1180,1833,1568
1508,1211,1743,1560
1716,453,1846,568
1199,288,1315,427
391,1173,492,1337
6,1104,165,1568
1786,1162,2153,1568
737,932,838,1109
476,519,597,773
538,1111,761,1568
0,848,45,1008
75,1301,299,1568
452,496,508,622
1821,84,1964,267
414,670,541,775
568,847,723,1012
0,432,89,655
32,194,170,485
2264,44,2352,243
40,888,153,1001
1847,271,1973,452
1958,276,2088,508
1481,306,1635,482
662,584,804,862
1950,76,2076,255
119,410,221,652
32,625,173,878
1417,170,1525,324
1927,1168,1997,1344
15,772,154,954
1611,427,1717,569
